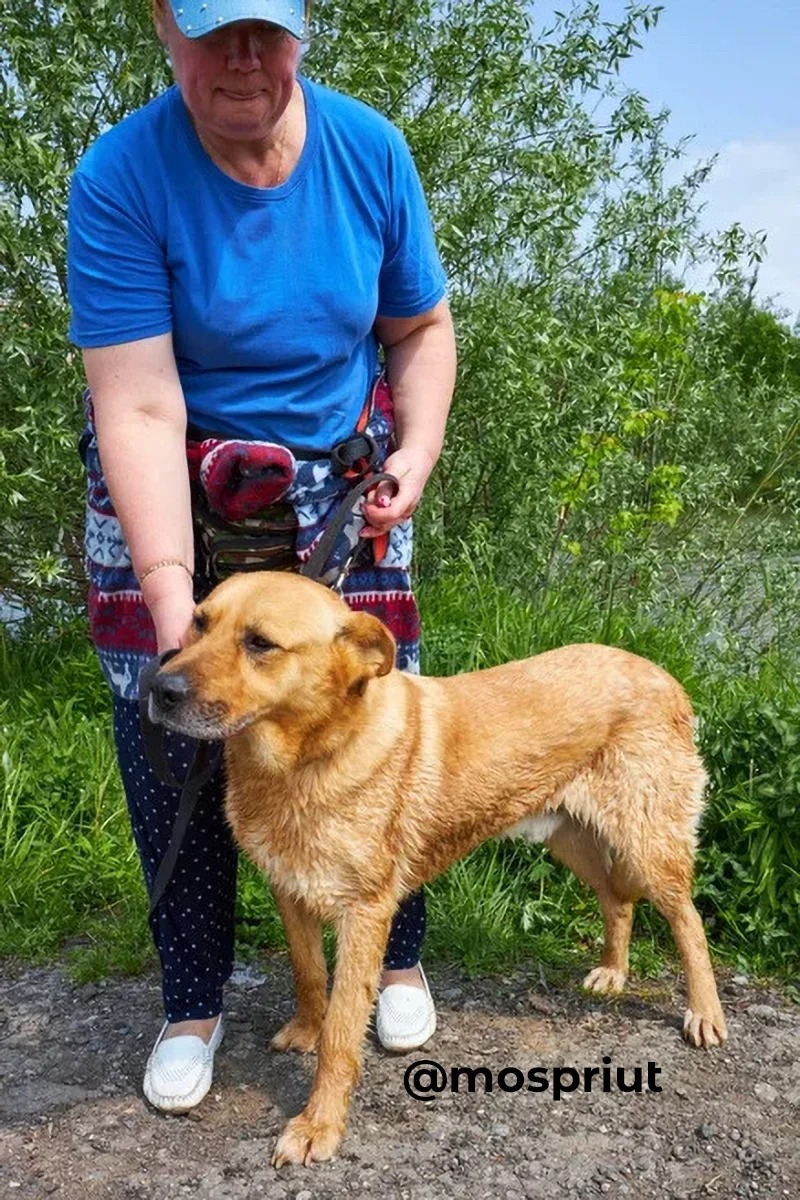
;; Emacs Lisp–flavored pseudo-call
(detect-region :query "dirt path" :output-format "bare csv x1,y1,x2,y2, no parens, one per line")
1,957,798,1199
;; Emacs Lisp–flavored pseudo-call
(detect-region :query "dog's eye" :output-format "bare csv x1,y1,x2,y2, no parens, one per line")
192,612,209,635
244,630,279,654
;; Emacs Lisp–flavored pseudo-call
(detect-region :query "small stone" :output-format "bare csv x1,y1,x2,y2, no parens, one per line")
296,1191,313,1200
748,1004,778,1021
696,1123,717,1140
785,1086,800,1107
527,993,553,1015
732,973,749,985
672,1144,691,1162
675,1084,689,1098
754,1082,778,1103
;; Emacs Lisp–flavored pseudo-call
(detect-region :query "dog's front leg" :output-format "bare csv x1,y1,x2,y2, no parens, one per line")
272,900,394,1167
270,886,328,1054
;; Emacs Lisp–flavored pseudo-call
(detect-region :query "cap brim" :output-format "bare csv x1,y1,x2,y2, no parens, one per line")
169,0,305,40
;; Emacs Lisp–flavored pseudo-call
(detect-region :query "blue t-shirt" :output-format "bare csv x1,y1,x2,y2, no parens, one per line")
67,76,447,448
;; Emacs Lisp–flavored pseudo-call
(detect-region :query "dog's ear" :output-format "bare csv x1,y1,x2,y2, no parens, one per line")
335,611,396,693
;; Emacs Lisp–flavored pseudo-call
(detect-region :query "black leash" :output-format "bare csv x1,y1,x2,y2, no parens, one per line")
138,652,224,918
299,471,398,588
139,471,399,918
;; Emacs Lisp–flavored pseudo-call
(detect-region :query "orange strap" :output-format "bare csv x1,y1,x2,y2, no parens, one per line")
346,384,390,563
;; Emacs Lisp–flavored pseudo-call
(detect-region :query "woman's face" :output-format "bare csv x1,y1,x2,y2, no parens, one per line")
155,5,302,142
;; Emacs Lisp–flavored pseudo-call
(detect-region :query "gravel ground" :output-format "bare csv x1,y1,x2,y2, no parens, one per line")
1,956,798,1199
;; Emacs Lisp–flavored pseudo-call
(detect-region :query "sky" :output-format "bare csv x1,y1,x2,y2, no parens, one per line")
597,0,800,319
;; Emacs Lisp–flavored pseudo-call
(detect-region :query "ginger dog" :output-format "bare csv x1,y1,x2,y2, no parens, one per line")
148,570,727,1166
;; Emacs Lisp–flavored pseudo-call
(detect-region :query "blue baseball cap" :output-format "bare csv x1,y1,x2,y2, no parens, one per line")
167,0,305,39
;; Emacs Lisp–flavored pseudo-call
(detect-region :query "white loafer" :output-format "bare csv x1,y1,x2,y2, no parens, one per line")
376,964,437,1053
143,1015,224,1113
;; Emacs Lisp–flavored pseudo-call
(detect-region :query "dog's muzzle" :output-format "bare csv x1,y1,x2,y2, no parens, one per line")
141,651,220,737
149,669,193,716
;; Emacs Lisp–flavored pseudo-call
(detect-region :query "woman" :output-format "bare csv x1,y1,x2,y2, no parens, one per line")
67,0,456,1112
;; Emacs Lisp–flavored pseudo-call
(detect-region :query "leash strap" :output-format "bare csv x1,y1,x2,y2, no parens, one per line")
299,471,399,587
138,651,223,918
145,738,223,919
138,652,183,790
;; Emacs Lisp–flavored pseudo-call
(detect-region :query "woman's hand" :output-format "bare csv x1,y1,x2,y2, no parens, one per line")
366,299,456,542
359,446,435,539
141,567,196,653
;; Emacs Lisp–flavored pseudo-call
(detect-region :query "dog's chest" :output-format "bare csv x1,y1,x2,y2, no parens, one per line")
263,852,343,913
226,801,363,916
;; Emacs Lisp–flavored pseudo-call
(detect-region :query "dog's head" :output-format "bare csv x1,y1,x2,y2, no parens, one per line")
147,571,396,743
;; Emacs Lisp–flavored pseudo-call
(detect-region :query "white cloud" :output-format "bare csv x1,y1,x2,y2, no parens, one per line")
688,134,800,321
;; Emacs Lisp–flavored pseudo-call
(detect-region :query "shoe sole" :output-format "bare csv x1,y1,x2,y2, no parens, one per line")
143,1066,213,1113
377,1011,437,1053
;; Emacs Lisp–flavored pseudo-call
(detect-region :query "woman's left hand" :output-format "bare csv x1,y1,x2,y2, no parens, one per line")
359,446,435,538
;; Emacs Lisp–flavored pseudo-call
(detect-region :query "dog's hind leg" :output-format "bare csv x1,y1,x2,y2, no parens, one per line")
270,887,328,1054
272,898,396,1167
599,746,726,1048
545,818,635,995
639,859,727,1049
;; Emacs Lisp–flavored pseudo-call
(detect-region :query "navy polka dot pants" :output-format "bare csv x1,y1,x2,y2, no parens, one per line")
112,696,426,1021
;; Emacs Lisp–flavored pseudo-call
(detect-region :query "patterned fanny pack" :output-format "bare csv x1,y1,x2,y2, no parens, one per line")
185,383,385,594
187,438,301,589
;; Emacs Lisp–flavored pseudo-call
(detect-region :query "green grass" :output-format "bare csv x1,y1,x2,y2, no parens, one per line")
0,623,145,962
1,568,798,989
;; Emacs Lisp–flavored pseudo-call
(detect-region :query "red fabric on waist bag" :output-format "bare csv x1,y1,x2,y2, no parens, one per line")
189,440,297,520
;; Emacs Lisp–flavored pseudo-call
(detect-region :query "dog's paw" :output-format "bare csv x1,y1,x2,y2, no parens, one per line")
272,1112,343,1167
682,1006,727,1048
582,966,627,994
270,1017,322,1054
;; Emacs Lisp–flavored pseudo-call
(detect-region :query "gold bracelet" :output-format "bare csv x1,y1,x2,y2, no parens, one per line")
138,558,193,585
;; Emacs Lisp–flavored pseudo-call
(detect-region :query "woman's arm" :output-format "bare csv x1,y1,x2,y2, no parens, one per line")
83,332,196,651
364,298,456,537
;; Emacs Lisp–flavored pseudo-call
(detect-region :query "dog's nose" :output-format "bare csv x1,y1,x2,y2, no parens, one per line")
151,671,192,710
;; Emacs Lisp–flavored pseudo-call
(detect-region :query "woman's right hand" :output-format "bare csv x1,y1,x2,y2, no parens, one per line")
141,566,196,653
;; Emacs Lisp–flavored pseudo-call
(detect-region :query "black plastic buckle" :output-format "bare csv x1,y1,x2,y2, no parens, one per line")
330,432,379,477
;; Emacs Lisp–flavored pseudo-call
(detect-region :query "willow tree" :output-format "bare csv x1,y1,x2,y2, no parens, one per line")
0,1,761,614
